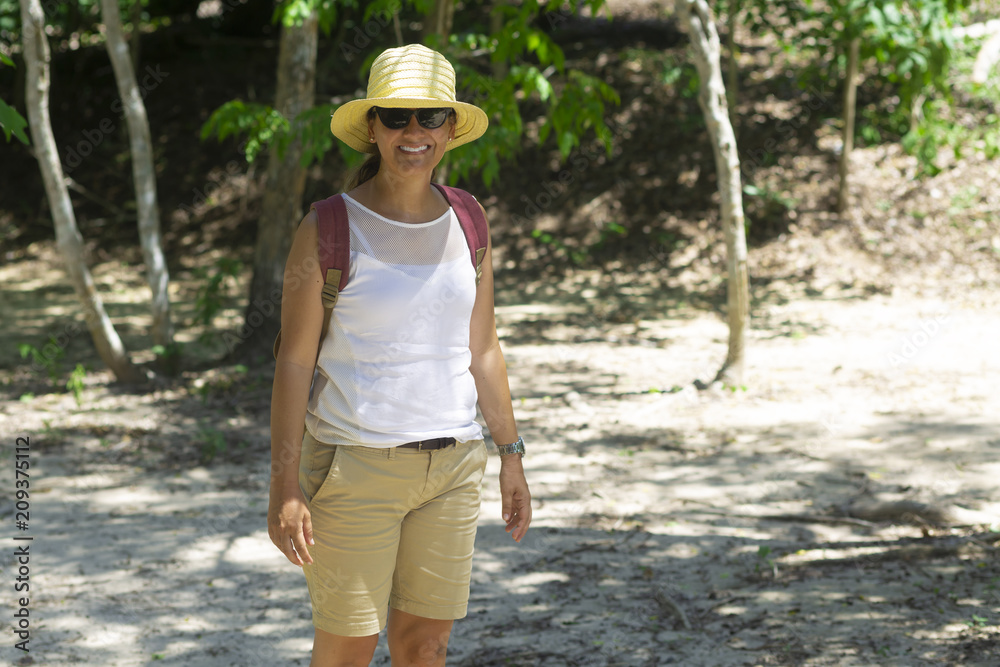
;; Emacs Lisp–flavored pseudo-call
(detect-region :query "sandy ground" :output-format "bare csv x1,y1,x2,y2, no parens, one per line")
2,274,999,667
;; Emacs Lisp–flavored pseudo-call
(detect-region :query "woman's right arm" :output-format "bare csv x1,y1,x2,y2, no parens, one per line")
268,209,325,566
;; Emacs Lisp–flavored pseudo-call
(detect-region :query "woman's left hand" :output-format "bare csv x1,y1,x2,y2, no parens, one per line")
499,456,531,542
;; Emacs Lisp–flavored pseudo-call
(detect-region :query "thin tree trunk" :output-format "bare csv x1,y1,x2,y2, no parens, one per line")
19,0,142,384
677,0,750,386
100,0,175,354
424,0,455,184
422,0,455,44
837,36,860,214
243,10,318,354
392,8,404,46
491,6,507,80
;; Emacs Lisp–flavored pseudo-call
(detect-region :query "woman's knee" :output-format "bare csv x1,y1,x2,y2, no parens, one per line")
387,610,453,666
310,628,378,667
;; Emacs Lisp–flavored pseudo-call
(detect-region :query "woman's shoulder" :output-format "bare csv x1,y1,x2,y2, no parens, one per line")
298,207,319,232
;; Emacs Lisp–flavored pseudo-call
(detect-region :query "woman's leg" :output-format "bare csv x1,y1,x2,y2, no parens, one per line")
310,627,379,667
386,608,454,667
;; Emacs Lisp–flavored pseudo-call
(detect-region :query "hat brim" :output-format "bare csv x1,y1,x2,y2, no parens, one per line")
331,97,488,154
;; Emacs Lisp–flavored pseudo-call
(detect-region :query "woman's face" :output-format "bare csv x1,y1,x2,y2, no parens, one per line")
368,108,456,179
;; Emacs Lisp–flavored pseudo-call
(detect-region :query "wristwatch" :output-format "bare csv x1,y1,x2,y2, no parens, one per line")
496,436,525,458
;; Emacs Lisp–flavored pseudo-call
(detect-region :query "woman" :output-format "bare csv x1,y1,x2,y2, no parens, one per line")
267,44,531,667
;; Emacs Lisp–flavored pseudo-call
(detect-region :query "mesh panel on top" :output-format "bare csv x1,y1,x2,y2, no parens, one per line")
342,194,467,266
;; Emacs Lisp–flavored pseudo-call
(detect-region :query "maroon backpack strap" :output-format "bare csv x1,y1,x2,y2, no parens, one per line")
310,194,350,342
433,183,489,285
272,195,350,360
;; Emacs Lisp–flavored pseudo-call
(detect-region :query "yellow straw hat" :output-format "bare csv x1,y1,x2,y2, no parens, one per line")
331,44,489,153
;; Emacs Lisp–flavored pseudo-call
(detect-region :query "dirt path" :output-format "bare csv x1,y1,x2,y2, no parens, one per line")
3,277,998,666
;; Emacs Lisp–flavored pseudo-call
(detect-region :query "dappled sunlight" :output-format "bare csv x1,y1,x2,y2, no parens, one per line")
2,0,999,662
223,534,280,564
505,571,572,594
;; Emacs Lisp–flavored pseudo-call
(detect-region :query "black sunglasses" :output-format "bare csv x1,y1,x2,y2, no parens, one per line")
374,107,453,130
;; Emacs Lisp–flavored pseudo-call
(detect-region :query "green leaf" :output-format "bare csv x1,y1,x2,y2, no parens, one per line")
0,52,13,68
535,72,553,102
557,130,576,158
0,98,29,145
200,100,289,163
538,121,551,145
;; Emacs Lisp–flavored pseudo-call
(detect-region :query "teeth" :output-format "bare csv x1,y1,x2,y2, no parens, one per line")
399,145,429,153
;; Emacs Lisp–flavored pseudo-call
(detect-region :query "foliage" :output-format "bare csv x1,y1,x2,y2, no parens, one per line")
200,99,338,167
899,36,1000,171
0,51,28,144
441,1,620,187
192,364,250,403
0,96,27,144
19,338,65,385
275,0,340,30
66,363,87,406
531,228,586,265
741,0,974,173
192,257,244,340
529,219,630,267
197,426,227,462
1,0,154,38
200,101,289,164
152,341,184,376
202,0,621,190
18,339,88,404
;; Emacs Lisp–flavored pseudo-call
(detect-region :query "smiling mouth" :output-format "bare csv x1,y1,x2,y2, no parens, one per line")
398,145,430,154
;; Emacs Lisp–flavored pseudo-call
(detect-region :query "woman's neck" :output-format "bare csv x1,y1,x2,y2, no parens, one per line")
362,171,444,223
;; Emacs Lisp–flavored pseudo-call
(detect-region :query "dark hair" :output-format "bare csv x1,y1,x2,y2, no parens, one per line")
346,152,381,191
345,108,381,191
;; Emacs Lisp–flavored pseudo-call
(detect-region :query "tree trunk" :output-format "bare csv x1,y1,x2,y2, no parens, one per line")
837,36,860,214
422,0,455,45
242,10,318,355
392,8,404,46
19,0,143,384
424,0,455,184
491,6,508,80
100,0,175,355
677,0,750,386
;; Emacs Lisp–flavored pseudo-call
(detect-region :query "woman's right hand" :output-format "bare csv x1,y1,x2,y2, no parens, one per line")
268,485,315,566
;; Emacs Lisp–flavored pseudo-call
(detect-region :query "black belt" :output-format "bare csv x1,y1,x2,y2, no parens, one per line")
398,437,456,451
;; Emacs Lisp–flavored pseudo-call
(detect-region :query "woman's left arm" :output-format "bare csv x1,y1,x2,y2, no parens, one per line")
468,206,532,543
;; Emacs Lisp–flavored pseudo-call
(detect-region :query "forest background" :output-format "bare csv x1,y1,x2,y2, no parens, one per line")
1,0,1000,665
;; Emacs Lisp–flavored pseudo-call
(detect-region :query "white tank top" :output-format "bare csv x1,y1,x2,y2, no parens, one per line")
304,193,484,447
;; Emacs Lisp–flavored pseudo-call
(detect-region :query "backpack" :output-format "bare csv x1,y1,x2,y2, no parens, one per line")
272,183,488,360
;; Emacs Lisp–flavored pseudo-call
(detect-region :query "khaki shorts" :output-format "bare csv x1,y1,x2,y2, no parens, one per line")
298,431,488,637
